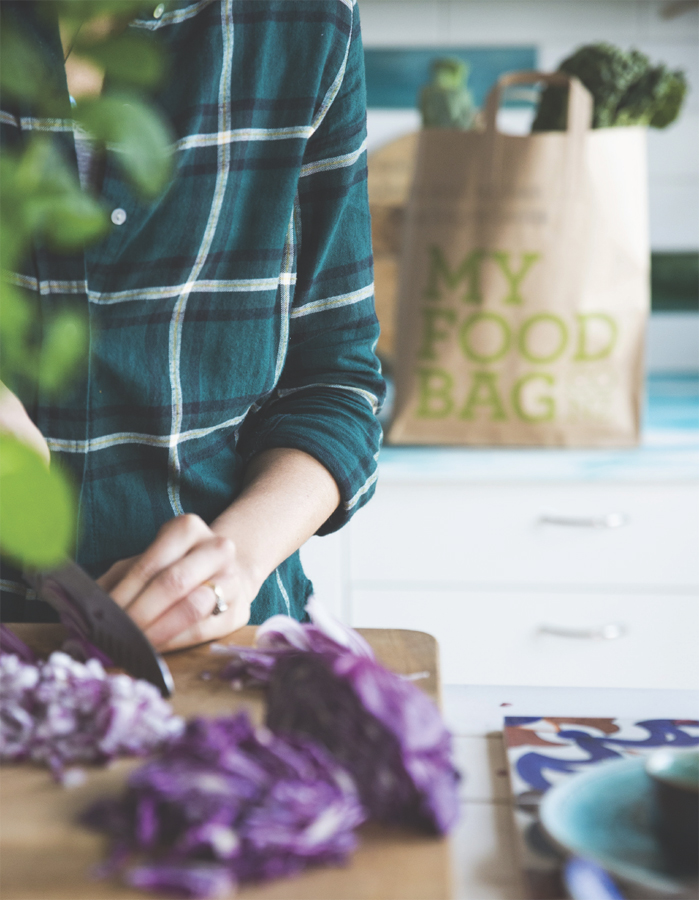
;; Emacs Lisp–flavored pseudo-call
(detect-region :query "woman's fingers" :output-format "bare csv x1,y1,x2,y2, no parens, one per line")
143,582,221,649
99,514,256,652
97,556,139,594
153,587,251,652
125,533,236,632
109,514,212,610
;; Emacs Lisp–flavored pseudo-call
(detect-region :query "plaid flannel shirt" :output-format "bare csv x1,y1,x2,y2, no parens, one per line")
1,0,384,623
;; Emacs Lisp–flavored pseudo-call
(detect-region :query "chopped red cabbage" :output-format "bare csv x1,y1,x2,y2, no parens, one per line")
219,598,460,835
0,624,36,663
127,864,234,900
83,711,366,898
0,647,183,777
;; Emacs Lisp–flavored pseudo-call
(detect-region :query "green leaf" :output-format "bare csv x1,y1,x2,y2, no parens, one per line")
0,21,47,104
14,138,74,198
51,0,154,23
0,433,76,568
0,280,30,327
0,14,68,117
0,218,25,272
0,154,29,269
74,92,173,197
39,190,111,250
0,282,31,349
39,311,89,393
0,284,37,390
76,32,166,88
8,138,110,250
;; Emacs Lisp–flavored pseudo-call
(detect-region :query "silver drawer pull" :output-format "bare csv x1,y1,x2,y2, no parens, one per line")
538,513,628,529
538,623,627,641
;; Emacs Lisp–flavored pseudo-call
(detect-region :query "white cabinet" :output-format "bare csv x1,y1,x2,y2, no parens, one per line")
301,431,699,689
352,589,699,690
350,483,699,590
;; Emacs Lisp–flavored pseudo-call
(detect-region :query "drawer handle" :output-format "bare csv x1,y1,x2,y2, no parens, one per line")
538,513,628,529
538,623,627,641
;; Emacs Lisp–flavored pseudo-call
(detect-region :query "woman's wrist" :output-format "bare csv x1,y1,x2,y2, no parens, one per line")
210,516,268,602
210,447,341,599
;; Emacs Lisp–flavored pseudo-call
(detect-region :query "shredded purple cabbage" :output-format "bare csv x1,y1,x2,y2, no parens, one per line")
83,711,365,898
0,640,183,779
0,624,36,663
218,598,460,835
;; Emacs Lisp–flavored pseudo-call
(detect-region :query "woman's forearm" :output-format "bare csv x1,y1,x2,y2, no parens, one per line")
211,447,341,592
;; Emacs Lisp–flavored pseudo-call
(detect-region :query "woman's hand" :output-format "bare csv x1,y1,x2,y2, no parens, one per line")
99,448,340,653
97,514,260,652
0,385,50,465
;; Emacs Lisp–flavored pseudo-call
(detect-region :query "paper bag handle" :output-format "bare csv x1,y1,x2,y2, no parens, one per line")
484,70,593,137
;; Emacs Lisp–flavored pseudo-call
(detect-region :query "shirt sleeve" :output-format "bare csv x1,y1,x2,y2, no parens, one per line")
237,2,385,535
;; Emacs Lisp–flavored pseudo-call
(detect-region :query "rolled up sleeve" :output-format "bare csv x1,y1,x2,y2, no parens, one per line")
237,3,385,534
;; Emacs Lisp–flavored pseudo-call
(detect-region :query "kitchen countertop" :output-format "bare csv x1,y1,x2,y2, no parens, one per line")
0,625,452,900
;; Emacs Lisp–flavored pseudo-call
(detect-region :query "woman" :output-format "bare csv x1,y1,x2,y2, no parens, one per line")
0,0,384,650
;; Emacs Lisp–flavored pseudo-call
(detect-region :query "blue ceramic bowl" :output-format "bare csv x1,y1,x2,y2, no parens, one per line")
540,757,699,899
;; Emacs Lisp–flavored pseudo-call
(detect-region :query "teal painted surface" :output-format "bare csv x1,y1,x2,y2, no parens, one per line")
645,373,699,431
364,47,537,109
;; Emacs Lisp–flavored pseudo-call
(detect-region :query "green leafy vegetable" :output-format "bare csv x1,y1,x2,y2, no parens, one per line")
419,57,476,130
532,43,687,131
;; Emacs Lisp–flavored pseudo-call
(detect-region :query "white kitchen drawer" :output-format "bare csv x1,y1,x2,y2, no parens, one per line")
352,589,699,690
349,483,699,589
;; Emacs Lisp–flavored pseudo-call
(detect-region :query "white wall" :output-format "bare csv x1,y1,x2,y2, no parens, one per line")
360,0,699,251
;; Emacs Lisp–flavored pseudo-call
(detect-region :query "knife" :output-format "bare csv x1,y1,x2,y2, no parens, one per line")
23,560,174,697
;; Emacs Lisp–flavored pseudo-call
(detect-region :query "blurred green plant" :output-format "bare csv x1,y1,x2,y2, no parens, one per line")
0,0,173,570
419,58,476,130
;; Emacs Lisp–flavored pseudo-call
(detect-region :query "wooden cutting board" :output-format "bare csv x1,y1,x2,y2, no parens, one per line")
0,625,453,900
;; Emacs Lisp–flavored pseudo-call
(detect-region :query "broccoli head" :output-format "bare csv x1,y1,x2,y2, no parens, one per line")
615,65,688,127
532,43,687,131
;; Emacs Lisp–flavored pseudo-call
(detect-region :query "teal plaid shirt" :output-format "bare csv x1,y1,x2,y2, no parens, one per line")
1,0,384,623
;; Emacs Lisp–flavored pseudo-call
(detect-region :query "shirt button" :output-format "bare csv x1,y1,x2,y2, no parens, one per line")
153,3,165,18
111,208,127,226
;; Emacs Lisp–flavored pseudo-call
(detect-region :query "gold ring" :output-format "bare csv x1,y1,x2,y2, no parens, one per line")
205,581,228,616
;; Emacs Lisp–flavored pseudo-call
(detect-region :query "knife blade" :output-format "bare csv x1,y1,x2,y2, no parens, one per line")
24,561,174,697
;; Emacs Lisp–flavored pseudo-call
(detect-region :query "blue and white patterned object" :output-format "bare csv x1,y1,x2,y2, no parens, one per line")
504,717,699,796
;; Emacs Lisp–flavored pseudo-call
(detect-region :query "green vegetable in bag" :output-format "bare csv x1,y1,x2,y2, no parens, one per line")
533,43,687,131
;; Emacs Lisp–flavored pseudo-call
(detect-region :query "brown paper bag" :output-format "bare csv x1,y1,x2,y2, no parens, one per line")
388,72,649,447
